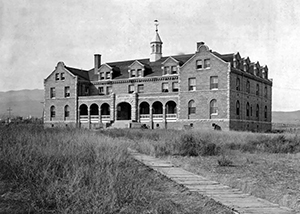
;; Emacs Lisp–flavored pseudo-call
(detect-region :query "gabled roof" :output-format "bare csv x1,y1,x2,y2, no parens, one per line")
65,66,90,81
212,51,234,63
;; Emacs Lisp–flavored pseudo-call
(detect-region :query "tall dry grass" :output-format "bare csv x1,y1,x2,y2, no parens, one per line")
0,125,160,213
99,128,300,156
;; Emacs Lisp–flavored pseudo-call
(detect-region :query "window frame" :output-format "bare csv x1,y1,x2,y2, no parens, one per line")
210,76,218,90
64,105,70,119
137,84,144,93
210,99,218,115
172,82,179,92
128,84,135,94
196,60,203,70
163,66,170,75
50,106,55,119
171,66,178,74
106,72,110,79
256,84,260,96
188,100,196,115
204,59,211,69
162,82,169,93
55,73,59,81
188,77,196,91
98,86,104,95
100,72,105,80
246,80,250,93
130,69,136,78
50,87,55,98
61,72,65,81
236,100,240,116
64,86,70,98
106,86,112,95
236,77,240,91
137,69,143,77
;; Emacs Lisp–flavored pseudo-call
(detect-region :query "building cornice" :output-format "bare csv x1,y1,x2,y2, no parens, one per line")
91,75,178,85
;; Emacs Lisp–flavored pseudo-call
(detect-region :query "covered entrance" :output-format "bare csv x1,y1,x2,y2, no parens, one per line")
117,102,131,120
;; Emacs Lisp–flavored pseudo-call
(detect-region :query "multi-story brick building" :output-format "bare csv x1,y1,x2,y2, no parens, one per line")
44,24,272,131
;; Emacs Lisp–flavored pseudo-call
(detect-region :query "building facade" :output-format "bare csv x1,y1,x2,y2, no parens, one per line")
44,26,272,131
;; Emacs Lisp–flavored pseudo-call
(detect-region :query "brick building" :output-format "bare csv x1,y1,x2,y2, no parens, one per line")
44,24,272,131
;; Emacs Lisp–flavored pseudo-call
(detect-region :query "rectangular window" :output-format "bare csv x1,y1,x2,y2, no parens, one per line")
106,72,110,79
171,66,178,74
256,84,260,96
196,60,202,69
162,82,169,92
264,86,268,98
100,72,104,80
55,73,59,81
85,86,89,95
137,69,142,77
188,78,196,91
172,82,179,92
61,72,65,81
210,76,218,89
131,69,136,77
137,84,144,93
163,66,170,75
50,87,55,98
106,86,112,95
64,86,70,97
98,87,104,95
204,59,210,68
128,85,135,93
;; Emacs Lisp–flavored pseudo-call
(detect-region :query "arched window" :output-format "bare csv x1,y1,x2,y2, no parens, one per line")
246,80,250,93
256,104,259,118
264,106,267,120
210,99,218,115
246,102,250,117
236,100,240,116
236,77,240,91
188,100,196,115
64,105,70,120
50,106,55,120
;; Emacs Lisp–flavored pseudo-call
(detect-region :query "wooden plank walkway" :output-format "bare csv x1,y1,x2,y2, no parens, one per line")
129,149,296,214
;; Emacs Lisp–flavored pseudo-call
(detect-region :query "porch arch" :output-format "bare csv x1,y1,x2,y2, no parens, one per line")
90,103,99,115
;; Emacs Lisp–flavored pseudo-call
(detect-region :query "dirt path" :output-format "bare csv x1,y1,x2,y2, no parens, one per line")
129,148,296,214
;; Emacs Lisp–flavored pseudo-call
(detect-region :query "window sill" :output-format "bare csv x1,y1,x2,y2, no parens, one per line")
210,88,218,91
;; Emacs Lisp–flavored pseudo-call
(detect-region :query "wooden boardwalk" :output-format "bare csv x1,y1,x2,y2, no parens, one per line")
129,149,296,214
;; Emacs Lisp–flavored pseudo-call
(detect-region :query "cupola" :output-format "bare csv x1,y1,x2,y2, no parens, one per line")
150,20,163,62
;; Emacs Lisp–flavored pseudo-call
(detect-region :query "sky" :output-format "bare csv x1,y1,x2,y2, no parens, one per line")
1,0,300,111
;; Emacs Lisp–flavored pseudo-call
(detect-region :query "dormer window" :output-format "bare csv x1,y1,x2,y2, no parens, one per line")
137,69,142,77
171,66,178,74
204,59,210,69
130,69,136,78
106,72,110,79
100,72,104,80
163,66,170,75
196,60,203,69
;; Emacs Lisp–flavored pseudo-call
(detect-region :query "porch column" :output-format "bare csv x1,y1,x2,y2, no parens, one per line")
88,108,91,129
150,106,153,129
163,106,167,129
137,105,140,123
112,93,116,122
78,107,81,128
99,107,102,124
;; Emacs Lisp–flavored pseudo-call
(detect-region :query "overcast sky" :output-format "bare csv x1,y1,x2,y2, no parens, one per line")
1,0,300,111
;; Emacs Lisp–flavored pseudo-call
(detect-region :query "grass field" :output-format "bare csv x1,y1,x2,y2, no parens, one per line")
99,128,300,212
0,125,235,214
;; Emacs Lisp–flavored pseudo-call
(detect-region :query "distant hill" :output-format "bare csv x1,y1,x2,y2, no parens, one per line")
0,89,44,119
272,110,300,124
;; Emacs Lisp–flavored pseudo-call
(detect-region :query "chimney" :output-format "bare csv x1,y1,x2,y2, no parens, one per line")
94,54,101,74
196,41,205,51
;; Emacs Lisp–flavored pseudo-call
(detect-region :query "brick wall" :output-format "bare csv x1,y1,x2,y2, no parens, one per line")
44,62,77,127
